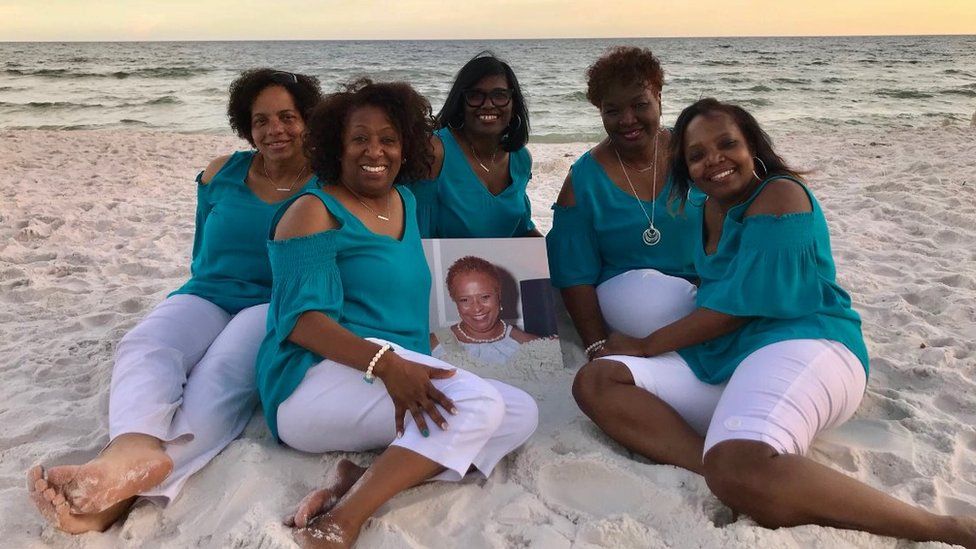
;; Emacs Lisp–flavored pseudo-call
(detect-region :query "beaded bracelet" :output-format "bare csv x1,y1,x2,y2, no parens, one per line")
363,344,391,384
584,338,607,359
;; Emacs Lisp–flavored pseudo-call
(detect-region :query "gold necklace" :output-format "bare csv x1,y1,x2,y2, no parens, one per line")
461,132,498,173
261,155,306,192
343,183,392,221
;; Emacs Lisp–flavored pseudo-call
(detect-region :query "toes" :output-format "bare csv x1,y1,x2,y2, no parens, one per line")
43,487,58,502
27,465,43,491
294,489,333,529
46,466,79,488
283,514,296,527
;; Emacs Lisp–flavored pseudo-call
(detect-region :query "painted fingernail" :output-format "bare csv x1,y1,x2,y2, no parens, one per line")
396,430,403,439
440,422,448,430
450,407,459,414
421,428,430,438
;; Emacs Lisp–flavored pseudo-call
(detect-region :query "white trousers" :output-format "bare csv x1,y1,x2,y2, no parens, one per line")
108,294,266,503
596,269,698,338
610,339,867,457
278,340,539,481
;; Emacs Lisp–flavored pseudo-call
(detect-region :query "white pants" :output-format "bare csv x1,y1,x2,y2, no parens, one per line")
597,269,698,338
609,339,867,457
278,340,538,481
108,294,266,503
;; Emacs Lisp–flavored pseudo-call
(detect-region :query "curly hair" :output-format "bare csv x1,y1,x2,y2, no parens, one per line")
446,256,501,296
668,98,803,211
226,68,323,146
305,77,435,185
585,46,664,108
436,51,530,152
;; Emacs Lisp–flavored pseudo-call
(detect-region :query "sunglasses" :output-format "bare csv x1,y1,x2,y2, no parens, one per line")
463,88,513,108
271,71,298,84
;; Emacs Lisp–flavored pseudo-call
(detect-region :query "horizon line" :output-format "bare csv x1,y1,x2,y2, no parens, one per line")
2,32,974,44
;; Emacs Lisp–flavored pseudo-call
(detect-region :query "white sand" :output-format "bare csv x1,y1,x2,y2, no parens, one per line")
1,127,975,548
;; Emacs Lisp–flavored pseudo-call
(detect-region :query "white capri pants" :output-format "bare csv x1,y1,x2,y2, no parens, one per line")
597,269,698,338
607,339,867,457
278,340,539,481
109,294,266,503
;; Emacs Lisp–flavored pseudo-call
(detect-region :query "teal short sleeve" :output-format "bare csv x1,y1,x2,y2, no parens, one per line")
516,192,536,235
546,203,601,287
698,213,822,318
266,231,343,344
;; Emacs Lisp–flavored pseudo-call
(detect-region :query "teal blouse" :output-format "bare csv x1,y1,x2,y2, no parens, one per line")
406,127,535,238
255,186,432,439
677,176,869,384
170,150,319,314
545,149,701,288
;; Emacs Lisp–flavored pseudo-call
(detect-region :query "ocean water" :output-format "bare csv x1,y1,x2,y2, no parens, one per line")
1,36,974,141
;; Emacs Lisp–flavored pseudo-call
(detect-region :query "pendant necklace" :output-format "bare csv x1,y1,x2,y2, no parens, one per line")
614,130,662,246
462,132,498,173
262,155,306,192
456,319,507,343
343,183,392,221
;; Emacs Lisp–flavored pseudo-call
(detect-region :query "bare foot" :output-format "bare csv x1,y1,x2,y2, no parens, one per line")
945,515,976,549
295,514,357,549
47,434,173,514
27,465,134,534
285,459,367,528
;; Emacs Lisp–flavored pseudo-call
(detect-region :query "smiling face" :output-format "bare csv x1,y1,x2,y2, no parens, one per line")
682,111,757,205
599,81,661,153
339,104,403,196
450,270,502,334
250,85,306,162
462,73,514,139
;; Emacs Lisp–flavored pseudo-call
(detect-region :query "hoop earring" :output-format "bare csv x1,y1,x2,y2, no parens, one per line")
511,114,522,131
752,156,768,181
448,117,464,130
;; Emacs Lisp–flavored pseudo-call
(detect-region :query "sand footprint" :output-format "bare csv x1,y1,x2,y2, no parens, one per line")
537,460,646,519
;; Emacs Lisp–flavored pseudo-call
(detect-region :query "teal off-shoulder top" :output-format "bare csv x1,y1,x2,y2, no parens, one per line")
406,127,535,238
170,150,319,314
255,186,432,439
677,176,869,384
545,149,701,288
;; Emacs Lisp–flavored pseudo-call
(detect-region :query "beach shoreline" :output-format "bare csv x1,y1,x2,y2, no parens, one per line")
2,127,975,548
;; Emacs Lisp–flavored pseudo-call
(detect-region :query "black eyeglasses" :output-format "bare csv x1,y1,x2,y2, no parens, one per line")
463,88,513,108
271,71,298,84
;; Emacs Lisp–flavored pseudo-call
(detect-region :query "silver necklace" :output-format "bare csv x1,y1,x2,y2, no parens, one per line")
614,130,662,246
343,183,392,221
456,319,507,343
462,133,498,173
261,155,306,192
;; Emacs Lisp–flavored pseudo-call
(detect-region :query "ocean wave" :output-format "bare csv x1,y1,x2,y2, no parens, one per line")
739,98,772,107
939,88,976,98
743,85,773,92
701,60,740,66
558,90,588,102
3,66,211,79
875,89,934,99
0,100,101,109
821,77,845,84
772,77,811,85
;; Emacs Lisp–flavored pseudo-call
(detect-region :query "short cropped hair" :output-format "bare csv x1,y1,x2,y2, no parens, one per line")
446,256,502,296
305,77,435,185
436,51,530,152
227,68,322,146
585,46,664,108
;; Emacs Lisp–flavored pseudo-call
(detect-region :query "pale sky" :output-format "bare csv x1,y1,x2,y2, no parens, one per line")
2,0,974,41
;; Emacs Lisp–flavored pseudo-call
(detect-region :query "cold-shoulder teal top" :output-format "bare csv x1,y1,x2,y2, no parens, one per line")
545,149,701,288
406,127,535,238
677,176,869,384
255,186,432,439
170,150,319,314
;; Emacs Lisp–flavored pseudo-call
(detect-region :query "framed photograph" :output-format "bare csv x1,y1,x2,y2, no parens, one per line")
422,238,581,369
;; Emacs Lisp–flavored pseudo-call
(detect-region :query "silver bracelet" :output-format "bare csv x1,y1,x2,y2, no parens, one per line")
363,344,391,384
584,338,607,358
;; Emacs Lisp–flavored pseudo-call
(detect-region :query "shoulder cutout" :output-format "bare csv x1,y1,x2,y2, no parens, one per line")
427,134,445,179
274,195,339,240
200,154,232,185
745,177,813,218
509,326,540,344
554,171,577,207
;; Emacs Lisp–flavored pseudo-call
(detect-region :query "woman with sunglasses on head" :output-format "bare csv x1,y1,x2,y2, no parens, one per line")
259,78,538,548
28,69,323,534
407,51,540,238
574,97,976,548
546,46,702,363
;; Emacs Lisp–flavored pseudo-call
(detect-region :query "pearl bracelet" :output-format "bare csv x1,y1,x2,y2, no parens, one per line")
363,344,391,384
584,338,607,359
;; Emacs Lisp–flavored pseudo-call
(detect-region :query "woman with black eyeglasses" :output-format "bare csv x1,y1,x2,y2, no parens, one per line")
28,68,323,534
406,51,541,238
